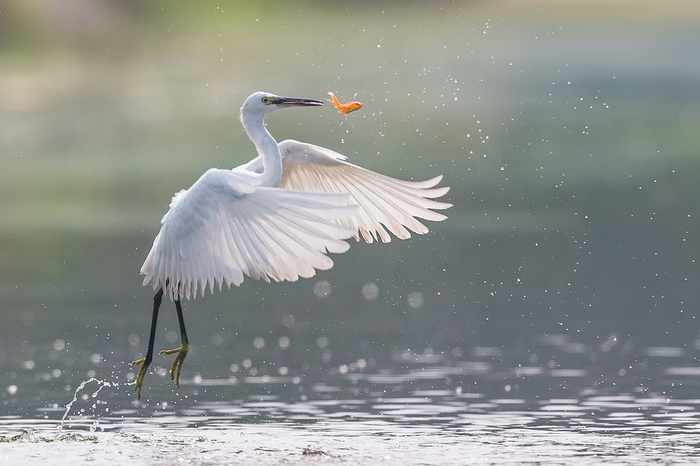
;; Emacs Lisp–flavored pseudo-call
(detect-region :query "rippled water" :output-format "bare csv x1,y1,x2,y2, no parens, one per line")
4,337,700,465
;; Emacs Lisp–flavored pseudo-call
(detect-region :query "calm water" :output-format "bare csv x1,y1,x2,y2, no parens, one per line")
3,1,700,464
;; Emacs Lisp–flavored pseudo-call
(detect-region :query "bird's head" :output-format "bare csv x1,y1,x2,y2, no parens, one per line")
240,91,324,119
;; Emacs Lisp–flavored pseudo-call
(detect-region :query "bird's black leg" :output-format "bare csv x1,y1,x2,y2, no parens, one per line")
132,286,164,400
175,299,189,346
159,298,190,388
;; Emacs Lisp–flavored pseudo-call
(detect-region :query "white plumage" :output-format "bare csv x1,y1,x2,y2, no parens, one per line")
277,140,449,243
133,91,452,399
141,91,451,301
141,168,357,300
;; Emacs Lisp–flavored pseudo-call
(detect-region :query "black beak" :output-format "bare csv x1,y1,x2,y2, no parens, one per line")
272,97,324,107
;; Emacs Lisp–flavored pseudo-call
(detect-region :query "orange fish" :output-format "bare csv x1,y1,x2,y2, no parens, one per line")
327,92,362,116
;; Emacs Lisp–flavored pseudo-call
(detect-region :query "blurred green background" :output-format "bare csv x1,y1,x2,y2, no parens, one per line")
1,0,700,403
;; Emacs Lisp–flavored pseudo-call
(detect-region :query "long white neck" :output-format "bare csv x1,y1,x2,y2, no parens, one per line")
241,110,282,187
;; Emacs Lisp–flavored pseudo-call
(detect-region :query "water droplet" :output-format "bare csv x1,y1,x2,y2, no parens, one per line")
407,291,425,308
314,280,332,298
362,282,379,300
278,336,290,350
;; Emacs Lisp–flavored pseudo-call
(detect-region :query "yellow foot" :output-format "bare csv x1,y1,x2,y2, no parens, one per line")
131,357,149,400
159,343,189,388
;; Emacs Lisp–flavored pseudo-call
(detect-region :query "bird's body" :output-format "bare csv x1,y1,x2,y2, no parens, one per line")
132,91,451,399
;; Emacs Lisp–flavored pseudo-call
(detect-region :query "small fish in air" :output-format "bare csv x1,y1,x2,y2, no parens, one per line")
327,92,363,116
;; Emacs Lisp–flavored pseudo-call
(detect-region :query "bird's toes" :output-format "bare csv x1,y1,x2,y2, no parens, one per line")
131,357,146,366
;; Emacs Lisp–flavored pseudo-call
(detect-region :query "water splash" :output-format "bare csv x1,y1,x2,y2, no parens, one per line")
60,377,119,431
0,430,98,443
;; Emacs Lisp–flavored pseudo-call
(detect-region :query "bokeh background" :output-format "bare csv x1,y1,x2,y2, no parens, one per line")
1,0,700,411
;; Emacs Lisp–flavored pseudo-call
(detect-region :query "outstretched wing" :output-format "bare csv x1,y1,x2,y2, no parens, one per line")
141,168,357,300
274,139,452,243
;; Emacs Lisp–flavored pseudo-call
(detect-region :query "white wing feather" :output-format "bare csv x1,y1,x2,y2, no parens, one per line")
141,168,357,300
275,139,452,243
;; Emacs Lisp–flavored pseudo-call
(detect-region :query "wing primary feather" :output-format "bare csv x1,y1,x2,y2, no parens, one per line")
231,214,270,282
298,164,388,242
143,141,450,301
219,216,246,287
273,208,351,255
278,142,451,244
227,215,258,283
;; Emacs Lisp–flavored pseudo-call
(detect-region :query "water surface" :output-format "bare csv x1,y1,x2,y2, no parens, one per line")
3,1,700,464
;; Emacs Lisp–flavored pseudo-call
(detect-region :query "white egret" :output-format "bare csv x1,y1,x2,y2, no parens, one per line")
132,91,452,399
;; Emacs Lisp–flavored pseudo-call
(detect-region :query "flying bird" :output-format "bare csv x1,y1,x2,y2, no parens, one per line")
132,91,452,399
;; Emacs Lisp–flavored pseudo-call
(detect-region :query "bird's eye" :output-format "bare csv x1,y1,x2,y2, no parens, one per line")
261,96,272,105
